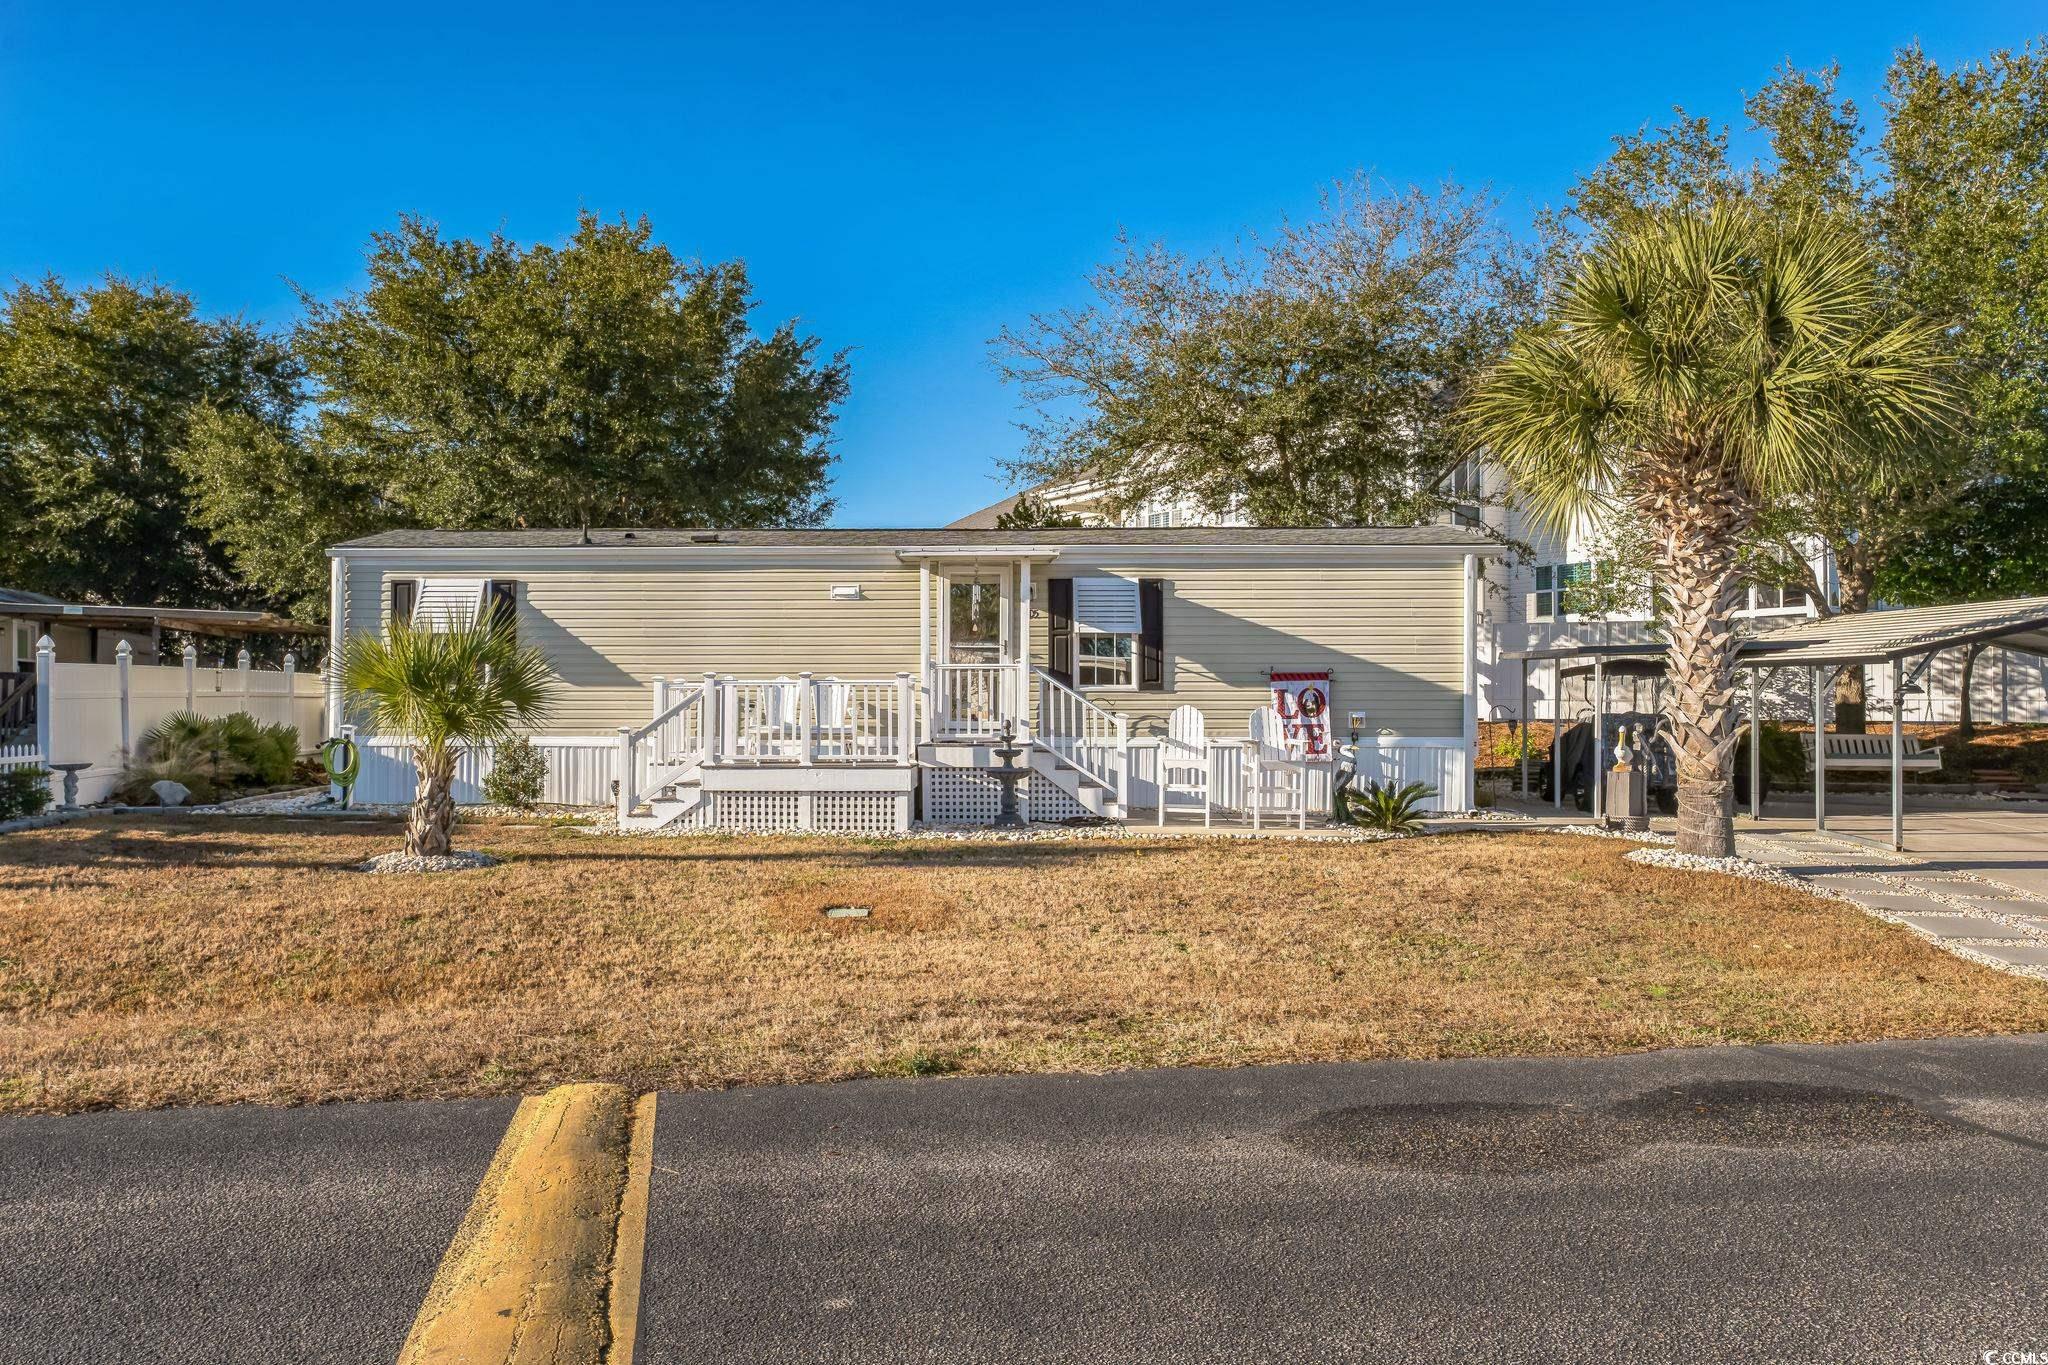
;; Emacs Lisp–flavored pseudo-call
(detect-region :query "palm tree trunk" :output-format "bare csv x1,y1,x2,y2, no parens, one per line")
1643,458,1748,859
407,743,458,857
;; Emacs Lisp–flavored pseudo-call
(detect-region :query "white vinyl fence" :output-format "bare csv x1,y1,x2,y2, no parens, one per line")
351,733,619,807
9,638,327,806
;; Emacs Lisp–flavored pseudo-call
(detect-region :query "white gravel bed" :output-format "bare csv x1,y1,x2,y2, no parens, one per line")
192,788,333,816
1551,824,1674,844
355,849,501,874
1624,846,1855,899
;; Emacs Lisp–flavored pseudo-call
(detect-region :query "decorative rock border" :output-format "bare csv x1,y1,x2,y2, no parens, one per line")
0,808,92,837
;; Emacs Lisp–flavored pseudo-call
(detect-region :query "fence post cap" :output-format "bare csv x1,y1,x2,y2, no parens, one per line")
115,639,133,658
283,651,296,666
36,634,53,651
237,648,251,665
182,643,197,660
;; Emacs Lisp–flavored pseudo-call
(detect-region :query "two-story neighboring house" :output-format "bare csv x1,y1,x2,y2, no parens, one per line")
953,469,2048,728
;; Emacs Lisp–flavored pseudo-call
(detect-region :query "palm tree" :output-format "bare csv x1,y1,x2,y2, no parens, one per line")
343,614,556,857
1463,205,1951,857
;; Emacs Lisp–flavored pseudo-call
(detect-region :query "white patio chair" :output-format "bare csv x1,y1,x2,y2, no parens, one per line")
1157,704,1211,827
810,678,856,757
1247,706,1311,831
750,676,799,761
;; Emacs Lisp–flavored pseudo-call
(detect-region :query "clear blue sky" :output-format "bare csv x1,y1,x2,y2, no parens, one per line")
0,3,2036,526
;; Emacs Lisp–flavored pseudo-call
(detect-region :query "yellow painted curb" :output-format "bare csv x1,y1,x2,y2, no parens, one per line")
401,1084,656,1365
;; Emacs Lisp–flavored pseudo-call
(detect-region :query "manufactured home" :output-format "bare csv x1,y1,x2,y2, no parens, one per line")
325,527,1495,831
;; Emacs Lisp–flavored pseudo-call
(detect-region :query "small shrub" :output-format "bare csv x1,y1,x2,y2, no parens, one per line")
115,710,301,804
1341,779,1438,833
0,767,53,820
483,735,549,809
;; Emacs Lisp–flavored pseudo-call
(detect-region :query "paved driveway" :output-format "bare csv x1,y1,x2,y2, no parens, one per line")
1738,803,2048,977
636,1036,2048,1364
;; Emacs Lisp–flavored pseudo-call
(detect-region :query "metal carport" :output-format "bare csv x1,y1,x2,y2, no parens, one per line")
1503,596,2048,849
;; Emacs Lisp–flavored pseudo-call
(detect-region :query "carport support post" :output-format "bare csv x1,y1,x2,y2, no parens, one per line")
1748,668,1761,821
1552,685,1563,809
1518,656,1530,796
1890,657,1905,852
1812,666,1826,832
1591,656,1605,822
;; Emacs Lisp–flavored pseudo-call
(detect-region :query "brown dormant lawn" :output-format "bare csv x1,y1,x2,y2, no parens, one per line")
5,815,2047,1113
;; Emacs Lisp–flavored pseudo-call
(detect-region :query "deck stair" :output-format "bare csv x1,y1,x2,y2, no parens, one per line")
1031,668,1128,820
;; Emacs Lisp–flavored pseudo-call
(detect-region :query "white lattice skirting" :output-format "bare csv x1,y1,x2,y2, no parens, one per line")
922,768,1088,825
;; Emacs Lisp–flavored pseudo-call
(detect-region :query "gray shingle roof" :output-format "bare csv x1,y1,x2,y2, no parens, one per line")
333,526,1499,551
1740,597,2048,665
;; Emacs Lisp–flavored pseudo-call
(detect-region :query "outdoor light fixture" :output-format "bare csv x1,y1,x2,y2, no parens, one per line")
828,584,863,601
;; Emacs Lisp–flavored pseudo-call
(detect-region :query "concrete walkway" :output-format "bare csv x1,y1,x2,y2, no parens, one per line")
1734,808,2048,981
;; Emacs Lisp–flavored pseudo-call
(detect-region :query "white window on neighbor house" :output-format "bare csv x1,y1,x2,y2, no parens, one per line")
1743,582,1812,613
1531,563,1590,620
1144,508,1175,528
1073,575,1140,689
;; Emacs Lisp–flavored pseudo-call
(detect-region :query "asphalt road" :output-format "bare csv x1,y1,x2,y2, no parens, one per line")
0,1096,515,1364
638,1036,2048,1365
5,1039,2046,1364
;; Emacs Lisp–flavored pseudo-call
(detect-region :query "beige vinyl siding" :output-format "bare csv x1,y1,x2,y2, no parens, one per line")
336,546,1471,740
346,557,924,734
1031,557,1466,737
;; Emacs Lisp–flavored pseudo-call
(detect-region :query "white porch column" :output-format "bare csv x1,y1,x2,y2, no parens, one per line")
918,560,933,742
1462,553,1478,811
1015,558,1034,740
326,553,345,739
116,639,134,757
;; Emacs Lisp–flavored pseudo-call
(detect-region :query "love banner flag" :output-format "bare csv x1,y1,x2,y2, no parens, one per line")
1269,671,1333,758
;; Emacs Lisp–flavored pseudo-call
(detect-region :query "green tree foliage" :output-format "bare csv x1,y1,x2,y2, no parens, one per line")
993,177,1538,525
0,276,299,606
992,492,1088,530
1463,206,1952,857
181,212,850,612
1549,47,2048,726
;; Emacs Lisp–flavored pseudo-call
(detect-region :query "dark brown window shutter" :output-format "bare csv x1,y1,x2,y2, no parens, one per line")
484,580,518,639
1138,578,1165,691
390,579,416,624
1046,577,1073,686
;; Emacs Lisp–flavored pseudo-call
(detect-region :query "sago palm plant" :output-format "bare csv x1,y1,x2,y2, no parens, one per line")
342,614,556,857
1463,205,1951,857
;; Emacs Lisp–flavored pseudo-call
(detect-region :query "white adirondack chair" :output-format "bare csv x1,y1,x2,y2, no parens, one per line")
811,678,854,757
1246,706,1310,830
753,676,799,760
1157,704,1211,827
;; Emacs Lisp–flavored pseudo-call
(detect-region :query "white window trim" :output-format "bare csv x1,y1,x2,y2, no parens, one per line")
1074,627,1139,692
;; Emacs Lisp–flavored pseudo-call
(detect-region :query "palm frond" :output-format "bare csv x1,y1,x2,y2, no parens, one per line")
342,613,558,750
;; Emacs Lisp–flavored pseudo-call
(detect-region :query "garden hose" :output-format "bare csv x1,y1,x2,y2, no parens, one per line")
319,735,360,809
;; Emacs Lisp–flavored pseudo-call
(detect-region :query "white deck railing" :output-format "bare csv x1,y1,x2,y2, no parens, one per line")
616,672,916,819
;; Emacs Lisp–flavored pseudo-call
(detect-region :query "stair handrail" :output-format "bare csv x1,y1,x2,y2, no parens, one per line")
1031,667,1128,803
616,680,709,822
